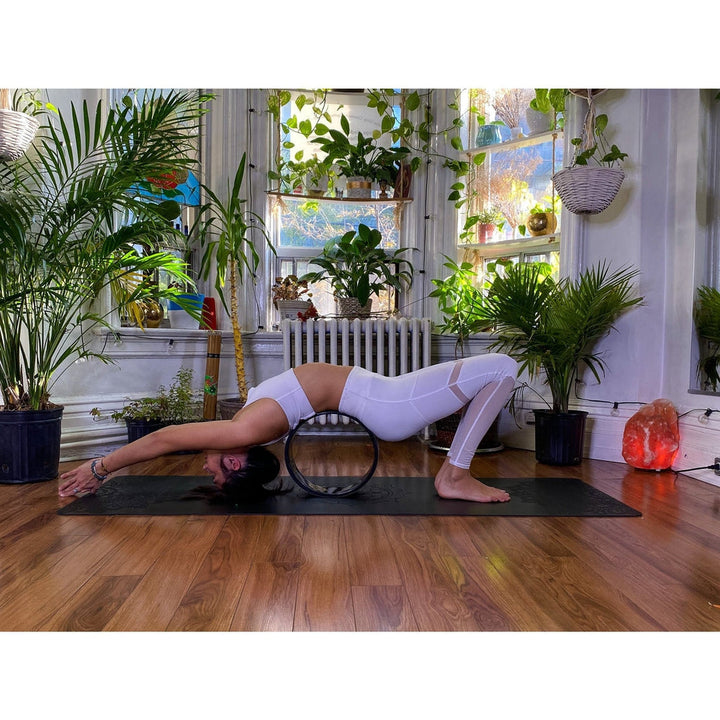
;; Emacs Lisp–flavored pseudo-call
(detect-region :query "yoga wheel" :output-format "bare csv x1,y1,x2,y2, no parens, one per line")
284,411,379,497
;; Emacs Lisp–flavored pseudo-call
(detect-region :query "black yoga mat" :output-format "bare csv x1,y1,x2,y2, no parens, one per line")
57,475,641,517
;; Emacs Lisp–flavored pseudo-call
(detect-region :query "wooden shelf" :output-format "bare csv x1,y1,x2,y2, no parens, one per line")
465,129,563,160
267,191,413,204
458,232,560,250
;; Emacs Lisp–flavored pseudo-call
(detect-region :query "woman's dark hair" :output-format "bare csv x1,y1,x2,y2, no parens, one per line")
184,446,290,505
221,445,287,503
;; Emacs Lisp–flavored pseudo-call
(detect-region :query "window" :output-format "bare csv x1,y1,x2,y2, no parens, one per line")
267,90,410,321
109,88,203,327
457,88,563,280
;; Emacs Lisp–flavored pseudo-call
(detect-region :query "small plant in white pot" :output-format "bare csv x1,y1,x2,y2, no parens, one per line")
272,275,318,322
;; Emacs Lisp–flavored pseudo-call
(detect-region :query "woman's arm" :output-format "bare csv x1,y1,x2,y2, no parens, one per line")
58,398,289,497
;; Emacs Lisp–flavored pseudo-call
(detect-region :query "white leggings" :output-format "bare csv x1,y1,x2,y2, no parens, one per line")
338,353,518,469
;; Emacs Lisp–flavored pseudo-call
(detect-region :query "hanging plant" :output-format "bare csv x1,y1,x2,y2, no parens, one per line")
553,90,628,215
0,88,54,161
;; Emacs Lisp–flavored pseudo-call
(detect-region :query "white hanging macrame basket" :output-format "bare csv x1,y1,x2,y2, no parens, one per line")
0,88,40,161
553,89,624,215
553,165,625,215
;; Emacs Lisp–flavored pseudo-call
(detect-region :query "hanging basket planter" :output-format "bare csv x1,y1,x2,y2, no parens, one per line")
553,165,625,215
0,109,40,161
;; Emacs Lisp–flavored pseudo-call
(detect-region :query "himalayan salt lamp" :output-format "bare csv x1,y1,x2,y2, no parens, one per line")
622,399,680,470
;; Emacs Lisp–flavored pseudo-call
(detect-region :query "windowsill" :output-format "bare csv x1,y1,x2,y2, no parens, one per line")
458,233,560,250
102,325,230,339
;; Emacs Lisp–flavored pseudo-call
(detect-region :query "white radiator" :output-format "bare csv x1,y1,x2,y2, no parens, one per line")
282,317,432,375
281,317,432,431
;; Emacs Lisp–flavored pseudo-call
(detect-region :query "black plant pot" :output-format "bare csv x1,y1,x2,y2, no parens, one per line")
533,409,588,466
0,406,64,484
125,418,168,443
124,418,202,454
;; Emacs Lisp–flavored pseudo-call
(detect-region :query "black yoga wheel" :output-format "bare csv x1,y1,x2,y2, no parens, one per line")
284,411,379,497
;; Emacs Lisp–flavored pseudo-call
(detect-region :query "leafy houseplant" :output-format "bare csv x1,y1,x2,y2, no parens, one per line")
197,152,274,415
475,207,504,243
301,223,414,317
429,256,510,453
311,114,413,197
272,275,317,322
553,92,628,215
430,255,496,357
527,89,567,133
483,262,643,465
0,89,212,483
693,285,720,391
95,368,202,442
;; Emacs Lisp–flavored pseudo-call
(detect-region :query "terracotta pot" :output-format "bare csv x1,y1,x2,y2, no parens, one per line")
477,223,496,243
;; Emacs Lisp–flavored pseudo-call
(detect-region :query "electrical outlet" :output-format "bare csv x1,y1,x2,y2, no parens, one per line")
715,458,720,476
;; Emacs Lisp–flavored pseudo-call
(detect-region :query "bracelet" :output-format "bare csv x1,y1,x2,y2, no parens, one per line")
90,458,108,482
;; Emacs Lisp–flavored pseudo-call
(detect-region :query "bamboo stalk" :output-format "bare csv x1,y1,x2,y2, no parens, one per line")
229,258,247,403
203,331,222,420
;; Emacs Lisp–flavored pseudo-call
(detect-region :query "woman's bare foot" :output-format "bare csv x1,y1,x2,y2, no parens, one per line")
434,460,510,503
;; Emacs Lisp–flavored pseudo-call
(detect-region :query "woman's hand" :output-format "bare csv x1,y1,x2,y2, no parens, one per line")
58,459,105,497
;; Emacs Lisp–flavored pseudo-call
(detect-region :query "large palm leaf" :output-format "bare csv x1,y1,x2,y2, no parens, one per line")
0,90,213,410
484,261,642,413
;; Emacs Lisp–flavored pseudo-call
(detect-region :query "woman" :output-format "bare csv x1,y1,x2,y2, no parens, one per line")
59,353,518,503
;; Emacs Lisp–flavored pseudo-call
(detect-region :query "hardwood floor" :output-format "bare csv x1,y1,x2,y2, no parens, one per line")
1,439,720,632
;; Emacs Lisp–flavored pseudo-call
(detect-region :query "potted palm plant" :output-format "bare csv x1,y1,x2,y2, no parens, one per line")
0,89,212,484
693,285,720,391
197,152,274,419
301,223,414,317
483,261,643,465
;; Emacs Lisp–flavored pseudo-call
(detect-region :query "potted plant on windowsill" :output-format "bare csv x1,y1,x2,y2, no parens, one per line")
0,90,212,484
301,223,414,318
526,195,560,237
272,274,318,322
526,88,567,134
553,91,628,215
474,207,504,243
482,261,643,465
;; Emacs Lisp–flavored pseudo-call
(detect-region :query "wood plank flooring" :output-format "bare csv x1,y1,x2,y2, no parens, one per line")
1,439,720,632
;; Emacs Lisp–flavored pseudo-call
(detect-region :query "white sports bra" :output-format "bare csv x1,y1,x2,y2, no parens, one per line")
245,368,316,433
